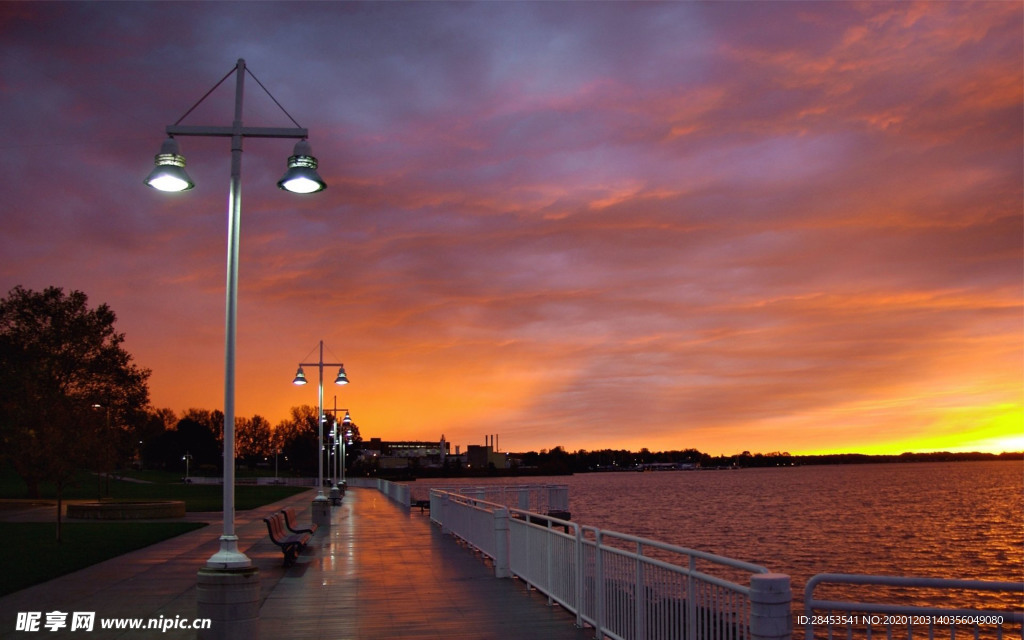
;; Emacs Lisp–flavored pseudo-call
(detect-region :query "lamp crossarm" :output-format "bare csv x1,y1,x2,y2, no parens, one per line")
167,125,309,139
297,361,346,368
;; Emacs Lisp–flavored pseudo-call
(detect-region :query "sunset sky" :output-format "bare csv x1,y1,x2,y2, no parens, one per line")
1,2,1021,456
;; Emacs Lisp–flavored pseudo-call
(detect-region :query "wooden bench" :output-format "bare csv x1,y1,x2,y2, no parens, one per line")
263,511,311,566
280,507,318,535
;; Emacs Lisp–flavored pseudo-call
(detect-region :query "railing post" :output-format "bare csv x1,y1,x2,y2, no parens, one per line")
635,541,645,640
493,507,510,578
687,555,697,640
595,530,605,640
750,573,792,640
441,493,451,534
574,524,584,629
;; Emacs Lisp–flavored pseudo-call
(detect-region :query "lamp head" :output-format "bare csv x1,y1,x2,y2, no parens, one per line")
334,366,349,385
278,140,326,194
292,367,308,385
145,137,194,192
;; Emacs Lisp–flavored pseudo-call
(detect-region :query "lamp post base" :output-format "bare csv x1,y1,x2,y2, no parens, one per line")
311,496,331,529
205,535,253,570
196,566,260,640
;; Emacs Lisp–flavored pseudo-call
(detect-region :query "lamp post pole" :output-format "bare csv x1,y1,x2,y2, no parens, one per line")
146,58,326,570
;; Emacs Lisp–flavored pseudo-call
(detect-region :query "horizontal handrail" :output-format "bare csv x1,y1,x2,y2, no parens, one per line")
804,573,1024,640
583,525,771,577
426,484,570,514
807,573,1024,593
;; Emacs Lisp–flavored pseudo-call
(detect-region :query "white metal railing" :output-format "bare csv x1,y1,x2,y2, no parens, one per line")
424,484,569,515
376,478,411,509
430,488,789,640
581,527,774,640
803,574,1024,640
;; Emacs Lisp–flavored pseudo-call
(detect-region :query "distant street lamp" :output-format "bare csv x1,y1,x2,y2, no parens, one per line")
341,412,353,485
183,452,193,483
324,402,353,486
90,403,112,499
293,340,348,513
146,58,326,571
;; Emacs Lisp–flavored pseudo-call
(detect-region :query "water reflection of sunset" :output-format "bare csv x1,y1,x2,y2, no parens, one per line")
2,2,1020,456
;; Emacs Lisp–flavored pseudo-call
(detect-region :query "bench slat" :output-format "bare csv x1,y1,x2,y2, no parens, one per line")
281,507,318,535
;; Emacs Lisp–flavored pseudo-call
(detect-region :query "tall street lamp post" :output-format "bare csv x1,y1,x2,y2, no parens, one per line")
293,340,348,525
145,58,325,638
147,58,325,569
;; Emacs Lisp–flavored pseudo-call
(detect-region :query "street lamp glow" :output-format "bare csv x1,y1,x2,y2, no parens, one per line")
277,140,326,194
293,367,308,385
334,366,349,385
145,137,194,192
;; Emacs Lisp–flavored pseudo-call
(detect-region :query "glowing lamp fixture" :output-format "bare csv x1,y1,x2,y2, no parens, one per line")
277,140,326,193
145,137,194,192
334,366,349,385
292,367,308,385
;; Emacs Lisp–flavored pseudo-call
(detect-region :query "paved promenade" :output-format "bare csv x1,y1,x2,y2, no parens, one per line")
0,487,593,640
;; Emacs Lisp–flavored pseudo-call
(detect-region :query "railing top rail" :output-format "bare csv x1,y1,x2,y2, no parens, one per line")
806,573,1024,593
581,524,770,575
430,484,568,492
507,506,574,525
589,541,755,595
807,599,1024,621
432,490,509,513
428,487,566,503
805,574,1024,623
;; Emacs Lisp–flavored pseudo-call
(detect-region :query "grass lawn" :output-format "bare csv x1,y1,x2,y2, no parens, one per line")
0,466,310,595
0,468,309,511
0,521,208,597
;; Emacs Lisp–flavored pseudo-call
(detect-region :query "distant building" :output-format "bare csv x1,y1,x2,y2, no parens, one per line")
466,444,509,470
359,436,450,469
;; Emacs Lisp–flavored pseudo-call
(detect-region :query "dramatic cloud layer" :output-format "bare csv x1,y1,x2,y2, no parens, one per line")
1,2,1021,455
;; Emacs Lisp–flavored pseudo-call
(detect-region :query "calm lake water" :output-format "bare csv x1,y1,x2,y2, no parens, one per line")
412,461,1023,611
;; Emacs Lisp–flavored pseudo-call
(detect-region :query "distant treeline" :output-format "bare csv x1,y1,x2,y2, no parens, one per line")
784,450,1022,466
488,447,1022,476
374,447,1020,480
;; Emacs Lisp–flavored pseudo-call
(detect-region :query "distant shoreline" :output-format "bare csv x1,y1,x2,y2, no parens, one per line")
376,451,1021,480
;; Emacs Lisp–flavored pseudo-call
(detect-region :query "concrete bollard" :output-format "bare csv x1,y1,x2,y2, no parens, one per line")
196,567,260,640
750,573,792,640
311,497,331,529
493,507,510,578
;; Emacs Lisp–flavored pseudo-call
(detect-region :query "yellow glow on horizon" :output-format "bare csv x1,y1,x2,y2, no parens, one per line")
797,403,1023,456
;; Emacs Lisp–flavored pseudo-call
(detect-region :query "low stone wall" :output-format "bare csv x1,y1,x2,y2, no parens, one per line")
67,500,186,520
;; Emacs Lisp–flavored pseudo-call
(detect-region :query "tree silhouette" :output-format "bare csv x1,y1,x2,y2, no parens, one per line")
0,286,150,540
